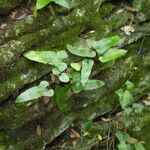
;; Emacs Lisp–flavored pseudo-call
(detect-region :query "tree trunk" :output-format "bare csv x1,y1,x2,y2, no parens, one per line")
0,0,150,149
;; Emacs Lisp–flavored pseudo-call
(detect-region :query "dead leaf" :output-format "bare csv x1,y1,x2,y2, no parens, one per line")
70,133,76,138
16,13,26,20
61,142,67,149
10,11,17,19
147,96,150,100
36,125,42,136
143,100,150,106
51,74,56,82
70,129,80,138
0,24,7,29
43,96,50,105
97,134,102,141
72,141,77,146
101,117,111,122
83,132,90,137
121,25,135,35
127,137,138,144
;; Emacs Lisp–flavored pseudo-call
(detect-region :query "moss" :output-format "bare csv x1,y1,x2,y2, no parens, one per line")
144,54,150,66
133,0,150,19
140,123,150,149
1,15,54,44
1,64,150,149
0,1,149,148
0,61,51,101
0,0,147,67
41,24,84,50
77,95,118,121
0,0,23,15
0,20,65,66
107,9,133,29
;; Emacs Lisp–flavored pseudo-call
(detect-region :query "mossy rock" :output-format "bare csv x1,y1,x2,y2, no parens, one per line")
0,0,24,15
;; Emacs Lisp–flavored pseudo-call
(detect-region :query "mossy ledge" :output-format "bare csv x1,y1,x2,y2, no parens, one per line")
0,0,150,149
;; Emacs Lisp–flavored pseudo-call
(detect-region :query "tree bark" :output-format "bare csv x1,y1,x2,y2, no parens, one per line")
0,0,150,149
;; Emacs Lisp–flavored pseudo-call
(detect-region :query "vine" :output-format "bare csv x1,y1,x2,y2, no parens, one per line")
15,35,127,105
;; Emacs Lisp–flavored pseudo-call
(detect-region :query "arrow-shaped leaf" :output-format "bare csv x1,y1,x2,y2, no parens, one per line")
16,81,54,103
99,48,127,63
84,80,105,90
81,59,94,86
67,44,96,58
92,35,120,54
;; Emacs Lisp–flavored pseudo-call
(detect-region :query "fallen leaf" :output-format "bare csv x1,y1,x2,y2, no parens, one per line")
97,134,102,141
83,132,90,136
10,11,17,19
147,96,150,100
70,133,76,138
61,142,67,148
127,137,138,144
43,96,50,105
72,141,77,146
70,129,80,138
51,74,57,82
101,117,111,122
143,100,150,106
36,125,42,136
121,25,135,35
0,24,7,29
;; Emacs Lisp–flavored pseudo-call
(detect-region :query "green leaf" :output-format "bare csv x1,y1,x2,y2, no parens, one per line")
124,107,133,116
133,126,141,132
36,0,69,10
125,81,134,91
57,50,68,58
115,89,133,109
0,146,5,150
134,143,145,150
24,51,56,64
84,80,105,90
72,80,105,93
36,0,53,9
52,67,61,75
132,103,144,113
125,120,132,128
105,60,115,68
24,50,68,72
71,71,81,83
99,48,127,63
55,62,67,72
117,141,128,150
92,35,120,54
133,2,142,12
15,81,54,103
72,82,83,93
81,59,94,86
54,0,70,8
70,63,81,71
81,121,92,132
122,90,133,108
59,73,70,83
116,131,130,143
32,6,37,18
115,88,124,102
67,44,96,58
39,80,49,87
54,86,68,111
